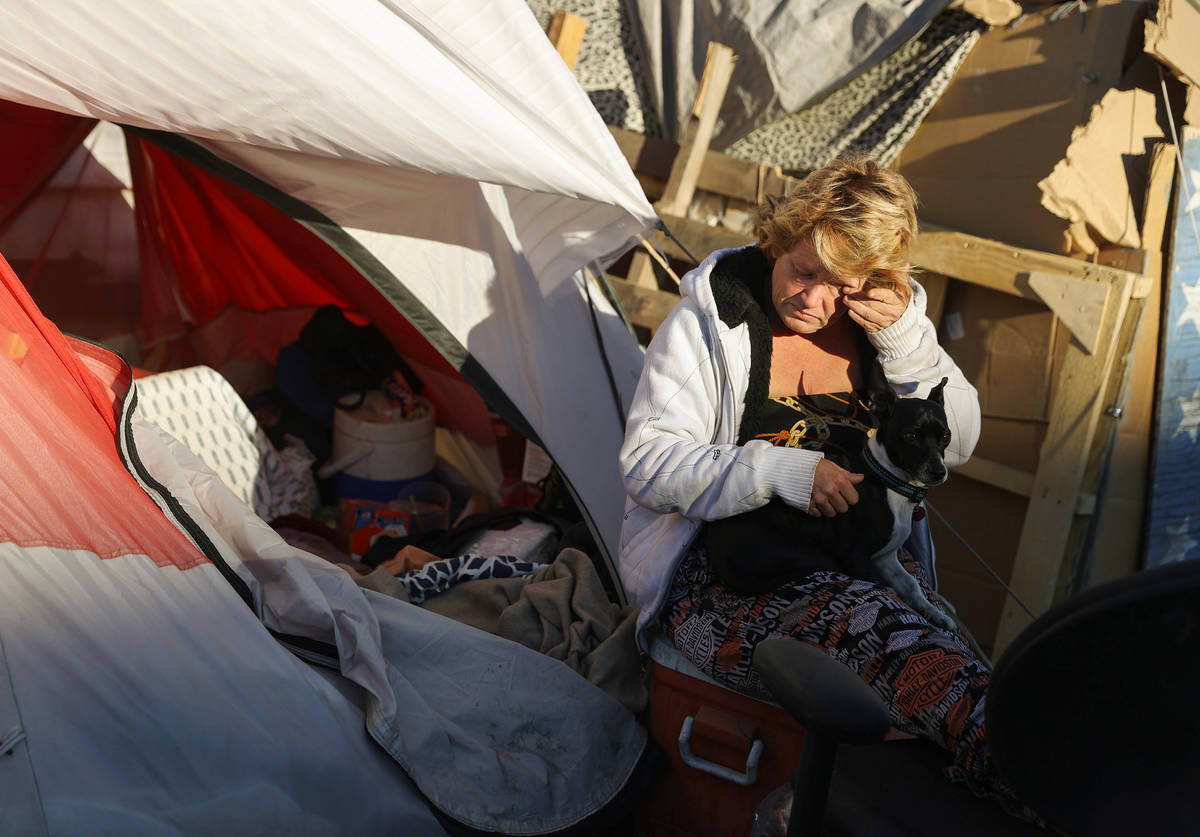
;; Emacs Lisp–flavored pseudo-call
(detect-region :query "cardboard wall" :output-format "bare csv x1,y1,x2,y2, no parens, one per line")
928,476,1029,654
939,281,1057,422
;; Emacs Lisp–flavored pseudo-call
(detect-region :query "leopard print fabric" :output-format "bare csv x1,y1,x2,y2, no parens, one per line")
525,2,981,176
725,9,984,173
524,0,661,137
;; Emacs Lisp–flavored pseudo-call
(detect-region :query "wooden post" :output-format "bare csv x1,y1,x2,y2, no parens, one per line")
656,43,736,218
628,42,736,290
626,242,660,289
1087,141,1176,585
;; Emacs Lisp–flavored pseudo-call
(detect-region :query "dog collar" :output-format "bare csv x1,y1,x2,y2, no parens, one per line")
861,444,928,503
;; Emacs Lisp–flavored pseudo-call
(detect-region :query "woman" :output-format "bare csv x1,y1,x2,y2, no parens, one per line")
618,155,1026,815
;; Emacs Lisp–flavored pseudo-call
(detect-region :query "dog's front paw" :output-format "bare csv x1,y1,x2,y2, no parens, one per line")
920,600,957,632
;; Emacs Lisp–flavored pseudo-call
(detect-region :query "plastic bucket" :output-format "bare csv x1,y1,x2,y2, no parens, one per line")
391,479,451,534
319,390,436,500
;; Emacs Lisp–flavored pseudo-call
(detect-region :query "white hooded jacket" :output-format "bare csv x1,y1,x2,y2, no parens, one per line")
617,246,981,647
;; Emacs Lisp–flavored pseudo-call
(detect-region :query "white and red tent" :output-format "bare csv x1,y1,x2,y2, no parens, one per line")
0,0,657,569
0,1,659,833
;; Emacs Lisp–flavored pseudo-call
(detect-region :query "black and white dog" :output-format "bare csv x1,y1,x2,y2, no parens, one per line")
705,378,956,630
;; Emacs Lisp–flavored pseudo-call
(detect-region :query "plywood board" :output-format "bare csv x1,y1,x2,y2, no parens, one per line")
972,416,1048,474
1028,270,1111,354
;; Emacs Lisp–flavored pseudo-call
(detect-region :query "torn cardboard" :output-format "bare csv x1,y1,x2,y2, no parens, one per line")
1038,87,1164,254
947,0,1021,27
1188,85,1200,126
1145,0,1200,89
897,0,1147,254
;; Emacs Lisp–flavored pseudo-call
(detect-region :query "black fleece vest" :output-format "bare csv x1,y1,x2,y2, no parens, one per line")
706,247,880,444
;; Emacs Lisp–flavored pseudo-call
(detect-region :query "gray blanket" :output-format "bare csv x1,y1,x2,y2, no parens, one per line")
420,549,649,714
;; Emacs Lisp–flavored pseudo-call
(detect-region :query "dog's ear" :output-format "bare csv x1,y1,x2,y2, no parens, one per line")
873,387,897,419
929,377,948,406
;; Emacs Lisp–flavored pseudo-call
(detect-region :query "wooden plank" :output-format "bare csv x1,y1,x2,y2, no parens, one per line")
656,213,754,265
911,225,1145,300
626,248,659,290
951,456,1034,498
644,217,1146,304
608,126,676,182
951,457,1094,514
608,125,800,204
1141,143,1178,251
655,43,736,218
1145,125,1200,567
547,11,587,70
694,153,762,203
609,277,680,330
1067,292,1148,587
1027,271,1111,354
1099,248,1157,298
993,267,1137,654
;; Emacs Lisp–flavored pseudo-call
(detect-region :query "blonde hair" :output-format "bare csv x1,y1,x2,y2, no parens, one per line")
753,154,918,303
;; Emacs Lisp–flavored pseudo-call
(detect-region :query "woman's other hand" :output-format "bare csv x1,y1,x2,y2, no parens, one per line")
808,459,864,517
842,283,907,332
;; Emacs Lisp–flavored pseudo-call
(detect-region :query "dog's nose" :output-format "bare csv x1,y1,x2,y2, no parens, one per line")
929,466,947,483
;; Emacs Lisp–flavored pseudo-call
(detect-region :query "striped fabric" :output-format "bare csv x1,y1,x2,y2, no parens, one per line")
135,366,316,521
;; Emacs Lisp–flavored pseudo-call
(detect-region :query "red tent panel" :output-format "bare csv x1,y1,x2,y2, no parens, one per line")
126,134,493,442
0,250,207,567
0,100,96,233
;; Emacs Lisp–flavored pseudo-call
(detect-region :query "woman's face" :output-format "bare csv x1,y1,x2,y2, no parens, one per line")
770,238,864,335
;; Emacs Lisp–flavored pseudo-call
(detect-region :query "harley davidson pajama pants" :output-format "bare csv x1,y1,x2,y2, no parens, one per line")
662,546,1032,818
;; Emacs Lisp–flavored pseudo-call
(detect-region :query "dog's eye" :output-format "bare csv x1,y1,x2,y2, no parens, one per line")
902,432,917,444
940,432,951,447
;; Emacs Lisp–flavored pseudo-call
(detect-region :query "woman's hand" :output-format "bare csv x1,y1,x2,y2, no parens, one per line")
842,283,907,333
808,459,864,517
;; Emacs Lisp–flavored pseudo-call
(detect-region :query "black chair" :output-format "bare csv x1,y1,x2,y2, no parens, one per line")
753,559,1200,836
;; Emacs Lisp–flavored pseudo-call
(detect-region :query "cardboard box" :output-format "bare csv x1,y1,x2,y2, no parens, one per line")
940,281,1058,422
338,499,412,561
